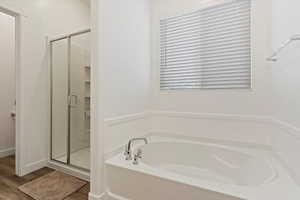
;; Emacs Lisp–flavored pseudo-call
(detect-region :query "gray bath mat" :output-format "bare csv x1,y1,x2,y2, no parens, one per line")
18,171,87,200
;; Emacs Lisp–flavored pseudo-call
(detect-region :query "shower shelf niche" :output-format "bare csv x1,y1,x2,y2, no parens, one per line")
84,65,91,135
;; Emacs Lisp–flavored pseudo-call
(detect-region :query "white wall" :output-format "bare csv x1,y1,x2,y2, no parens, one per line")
99,0,151,153
149,0,273,144
91,0,151,197
0,12,15,157
271,0,300,185
0,0,90,175
272,0,300,127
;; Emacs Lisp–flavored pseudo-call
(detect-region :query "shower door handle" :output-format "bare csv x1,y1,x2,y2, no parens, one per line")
69,95,78,108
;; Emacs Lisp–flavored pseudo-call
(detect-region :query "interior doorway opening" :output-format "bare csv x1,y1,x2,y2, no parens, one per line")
0,9,17,174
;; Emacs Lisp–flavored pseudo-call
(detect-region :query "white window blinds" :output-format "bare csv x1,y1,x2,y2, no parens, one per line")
160,0,251,90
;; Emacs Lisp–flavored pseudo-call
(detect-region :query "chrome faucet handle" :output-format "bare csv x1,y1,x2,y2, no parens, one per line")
133,149,142,165
124,144,132,160
124,144,128,155
125,138,147,161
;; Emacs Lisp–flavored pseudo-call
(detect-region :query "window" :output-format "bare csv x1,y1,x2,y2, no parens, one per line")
160,0,251,90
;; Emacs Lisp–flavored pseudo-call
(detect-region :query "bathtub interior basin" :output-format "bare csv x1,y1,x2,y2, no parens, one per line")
139,142,277,186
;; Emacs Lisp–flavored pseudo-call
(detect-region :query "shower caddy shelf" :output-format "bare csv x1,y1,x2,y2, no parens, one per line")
267,34,300,62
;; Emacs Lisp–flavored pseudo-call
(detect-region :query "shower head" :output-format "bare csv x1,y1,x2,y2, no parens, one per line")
290,34,300,41
267,34,300,62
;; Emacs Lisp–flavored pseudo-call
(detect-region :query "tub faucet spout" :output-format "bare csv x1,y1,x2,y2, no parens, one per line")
124,138,148,160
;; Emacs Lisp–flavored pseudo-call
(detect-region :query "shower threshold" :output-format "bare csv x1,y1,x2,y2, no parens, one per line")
56,148,90,170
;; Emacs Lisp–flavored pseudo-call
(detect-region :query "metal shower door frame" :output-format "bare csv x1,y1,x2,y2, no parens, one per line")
49,29,91,172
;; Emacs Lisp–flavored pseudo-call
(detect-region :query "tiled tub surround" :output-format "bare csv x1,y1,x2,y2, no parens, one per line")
105,135,300,200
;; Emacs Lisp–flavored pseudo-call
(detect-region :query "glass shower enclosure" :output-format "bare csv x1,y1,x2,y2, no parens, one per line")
50,29,90,171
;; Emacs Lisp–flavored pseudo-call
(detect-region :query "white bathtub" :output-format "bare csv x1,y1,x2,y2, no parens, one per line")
140,142,275,186
105,136,300,200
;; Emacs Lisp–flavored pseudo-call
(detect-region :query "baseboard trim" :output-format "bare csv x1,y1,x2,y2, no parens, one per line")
88,192,106,200
21,159,48,176
88,191,130,200
0,148,15,158
106,191,130,200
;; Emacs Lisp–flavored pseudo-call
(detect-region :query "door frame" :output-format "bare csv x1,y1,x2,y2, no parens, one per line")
0,6,22,176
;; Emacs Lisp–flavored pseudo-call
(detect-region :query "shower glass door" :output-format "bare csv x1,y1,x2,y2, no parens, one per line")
50,38,69,164
50,30,90,171
70,32,90,170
